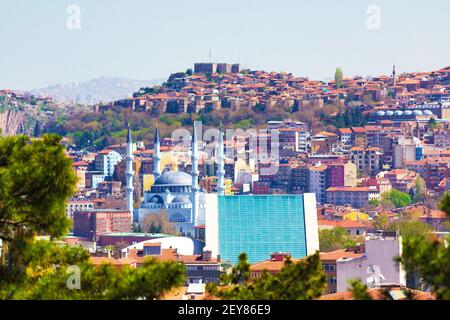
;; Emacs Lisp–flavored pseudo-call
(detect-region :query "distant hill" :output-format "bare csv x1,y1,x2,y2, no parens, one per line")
32,77,164,105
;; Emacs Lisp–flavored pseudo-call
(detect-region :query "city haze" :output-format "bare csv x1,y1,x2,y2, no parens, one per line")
1,0,450,90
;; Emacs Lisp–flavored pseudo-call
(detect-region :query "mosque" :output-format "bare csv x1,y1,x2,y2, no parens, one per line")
126,121,225,237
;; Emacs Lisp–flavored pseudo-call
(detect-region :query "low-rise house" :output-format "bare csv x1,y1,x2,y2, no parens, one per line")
334,232,406,293
320,247,365,294
419,210,448,232
318,219,369,236
89,256,137,269
378,169,419,193
249,252,300,278
127,243,221,285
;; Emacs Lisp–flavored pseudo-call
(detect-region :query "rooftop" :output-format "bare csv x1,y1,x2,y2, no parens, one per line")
319,248,364,261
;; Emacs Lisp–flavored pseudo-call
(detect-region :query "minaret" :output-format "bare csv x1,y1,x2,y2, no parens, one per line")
191,121,200,224
191,122,200,191
392,65,397,103
153,125,161,180
125,124,134,214
392,65,396,85
217,125,225,195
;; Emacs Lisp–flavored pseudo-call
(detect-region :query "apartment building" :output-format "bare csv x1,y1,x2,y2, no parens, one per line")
349,147,383,176
326,186,381,208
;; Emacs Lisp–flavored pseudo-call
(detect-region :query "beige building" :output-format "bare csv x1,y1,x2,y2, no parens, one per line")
72,161,89,190
344,162,357,187
349,147,383,177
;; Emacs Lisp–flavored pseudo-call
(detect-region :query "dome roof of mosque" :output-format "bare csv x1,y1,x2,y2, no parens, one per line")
154,171,192,186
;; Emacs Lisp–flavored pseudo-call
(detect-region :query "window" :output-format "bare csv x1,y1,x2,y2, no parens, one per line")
323,263,336,272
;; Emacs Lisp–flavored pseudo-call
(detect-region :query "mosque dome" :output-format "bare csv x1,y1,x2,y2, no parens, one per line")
149,195,164,204
154,171,192,186
171,195,191,204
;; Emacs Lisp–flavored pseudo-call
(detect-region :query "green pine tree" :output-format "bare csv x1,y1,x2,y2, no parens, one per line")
0,134,185,299
207,252,326,300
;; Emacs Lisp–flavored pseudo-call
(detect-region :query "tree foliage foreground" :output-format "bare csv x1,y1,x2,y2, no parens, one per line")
0,134,184,299
206,252,327,300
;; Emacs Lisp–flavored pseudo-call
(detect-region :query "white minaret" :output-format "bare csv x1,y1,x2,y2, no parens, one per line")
217,126,225,195
191,121,200,224
126,124,134,214
153,126,161,180
191,121,200,191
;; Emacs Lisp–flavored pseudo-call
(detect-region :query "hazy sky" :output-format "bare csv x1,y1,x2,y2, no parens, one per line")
1,0,450,90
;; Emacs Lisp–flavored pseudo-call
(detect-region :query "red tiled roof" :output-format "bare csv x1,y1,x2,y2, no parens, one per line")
72,161,89,167
326,186,379,192
318,219,369,229
319,248,364,261
351,127,366,133
338,128,352,134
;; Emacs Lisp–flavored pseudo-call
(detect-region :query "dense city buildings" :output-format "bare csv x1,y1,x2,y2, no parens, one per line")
14,63,450,299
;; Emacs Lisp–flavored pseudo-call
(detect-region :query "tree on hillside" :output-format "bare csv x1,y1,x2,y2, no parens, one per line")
381,189,412,208
206,252,326,300
318,227,360,252
397,193,450,299
412,176,427,203
335,68,343,89
372,213,390,230
427,117,438,130
142,210,179,235
326,108,369,128
388,219,431,240
368,199,380,207
0,134,185,299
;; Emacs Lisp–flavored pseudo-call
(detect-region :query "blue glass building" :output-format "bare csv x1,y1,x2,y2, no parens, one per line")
205,193,319,264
